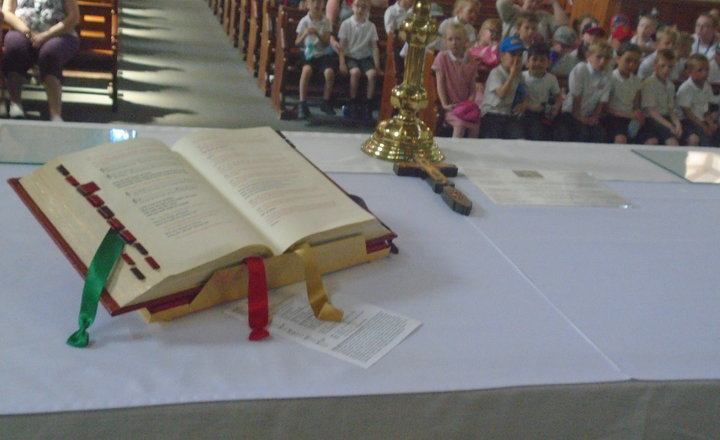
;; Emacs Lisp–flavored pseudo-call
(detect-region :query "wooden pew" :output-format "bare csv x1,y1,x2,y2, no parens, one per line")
270,6,308,118
256,0,279,95
225,0,241,46
245,0,263,76
62,0,120,111
379,6,445,122
237,0,252,57
366,6,388,110
210,0,224,20
377,39,439,133
223,0,237,43
419,50,439,135
270,6,388,119
378,31,399,121
369,6,388,55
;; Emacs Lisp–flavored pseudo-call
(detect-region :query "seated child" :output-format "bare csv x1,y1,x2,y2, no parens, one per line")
576,22,606,61
610,24,634,54
480,36,527,139
469,18,501,71
631,13,658,58
676,54,718,146
515,12,540,64
338,0,381,120
383,0,413,82
435,0,480,51
710,41,720,84
604,43,644,143
296,0,337,119
609,12,631,32
521,43,561,140
554,40,613,143
496,0,564,42
671,32,694,82
549,25,578,77
433,23,481,138
572,13,597,41
384,0,412,36
637,27,677,79
638,49,682,145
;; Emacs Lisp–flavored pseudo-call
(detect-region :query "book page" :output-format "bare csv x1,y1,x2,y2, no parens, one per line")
21,138,270,307
171,127,378,253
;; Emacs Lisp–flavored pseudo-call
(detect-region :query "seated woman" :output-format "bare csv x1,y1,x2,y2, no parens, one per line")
2,0,80,121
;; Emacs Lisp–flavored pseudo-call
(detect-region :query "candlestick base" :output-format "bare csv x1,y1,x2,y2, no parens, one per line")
361,113,443,162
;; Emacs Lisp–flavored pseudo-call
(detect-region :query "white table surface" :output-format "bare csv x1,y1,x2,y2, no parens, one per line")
1,121,718,416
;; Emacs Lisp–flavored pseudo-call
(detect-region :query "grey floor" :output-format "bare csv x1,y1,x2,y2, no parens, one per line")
24,0,374,134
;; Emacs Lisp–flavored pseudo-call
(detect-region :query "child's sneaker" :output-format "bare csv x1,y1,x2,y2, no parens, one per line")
320,100,335,116
8,102,24,119
299,101,311,119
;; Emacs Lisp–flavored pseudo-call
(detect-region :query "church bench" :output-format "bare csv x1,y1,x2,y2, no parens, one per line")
245,0,263,76
270,5,308,118
256,0,279,95
270,5,387,119
236,0,252,57
61,0,120,111
225,0,241,46
222,0,234,29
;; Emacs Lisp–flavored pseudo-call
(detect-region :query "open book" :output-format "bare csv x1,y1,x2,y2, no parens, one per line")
12,127,394,315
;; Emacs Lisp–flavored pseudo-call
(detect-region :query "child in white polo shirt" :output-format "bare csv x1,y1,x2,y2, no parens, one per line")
709,42,720,84
676,54,718,145
384,0,412,36
554,40,612,142
631,13,658,59
637,27,677,79
296,0,337,119
338,0,381,120
604,43,644,143
480,36,527,139
515,12,539,65
549,25,579,77
638,49,682,145
671,32,694,83
521,42,561,140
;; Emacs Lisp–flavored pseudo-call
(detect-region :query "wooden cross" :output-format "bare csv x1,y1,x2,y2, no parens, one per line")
393,155,472,215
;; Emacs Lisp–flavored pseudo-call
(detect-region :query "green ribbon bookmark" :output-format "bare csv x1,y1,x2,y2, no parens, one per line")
66,229,125,348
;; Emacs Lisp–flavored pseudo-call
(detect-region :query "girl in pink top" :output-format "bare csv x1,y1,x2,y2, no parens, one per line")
433,23,481,138
470,18,502,71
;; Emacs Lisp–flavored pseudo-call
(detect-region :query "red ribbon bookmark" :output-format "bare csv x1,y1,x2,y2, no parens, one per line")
244,257,270,341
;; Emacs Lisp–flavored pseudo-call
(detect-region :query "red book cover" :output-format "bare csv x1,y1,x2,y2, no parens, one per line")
8,178,396,317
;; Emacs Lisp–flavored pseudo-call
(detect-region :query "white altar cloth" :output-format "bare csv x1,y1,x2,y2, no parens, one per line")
1,122,718,420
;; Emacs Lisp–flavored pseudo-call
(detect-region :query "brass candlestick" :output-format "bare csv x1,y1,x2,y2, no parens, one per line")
361,0,444,162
